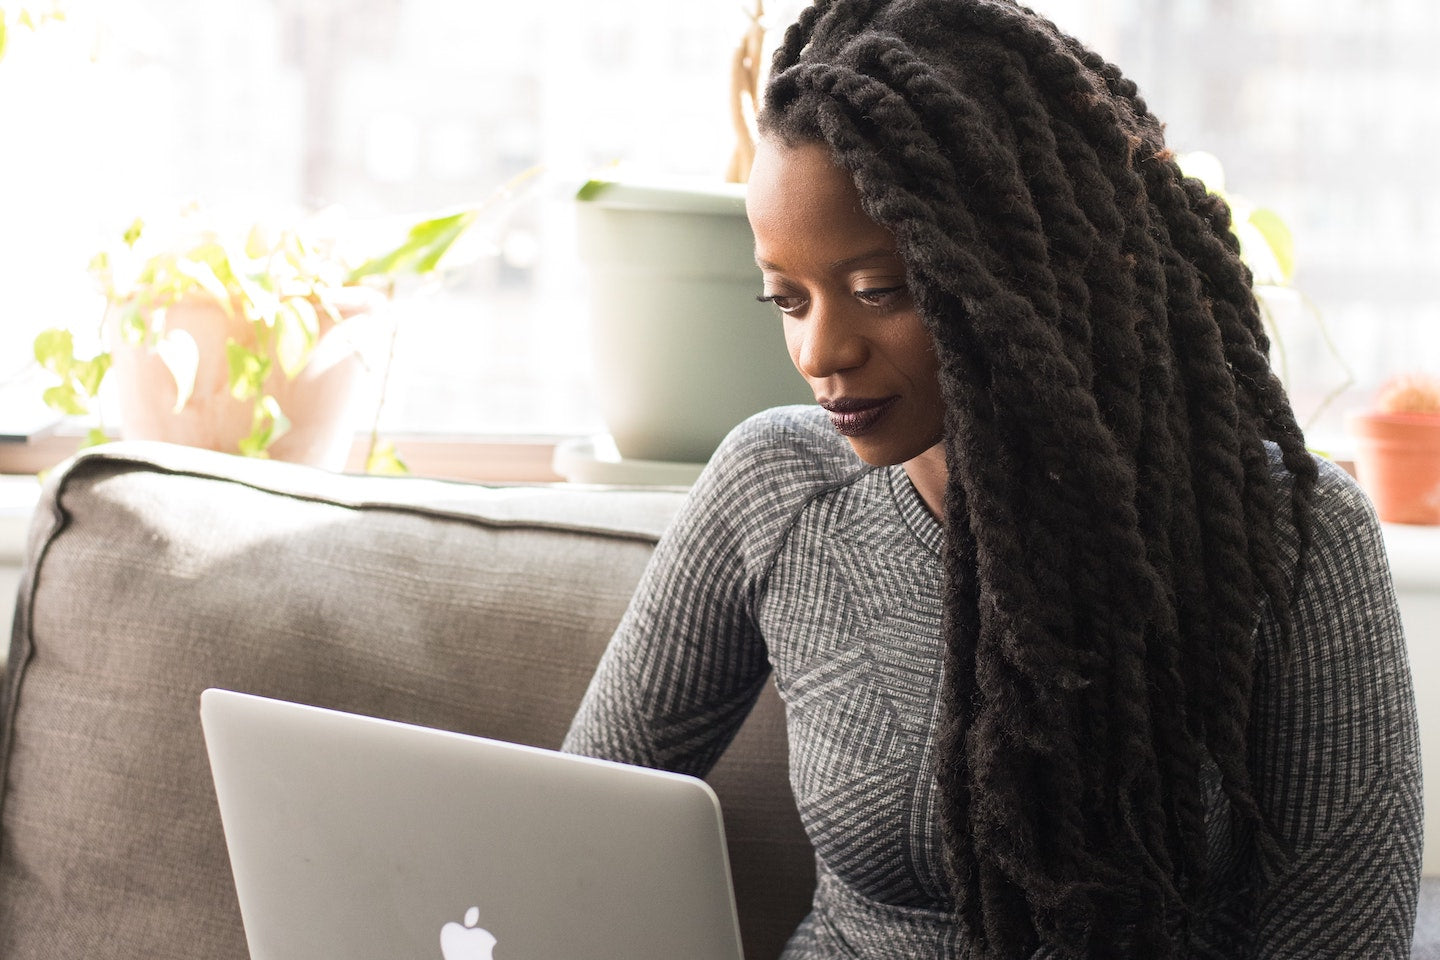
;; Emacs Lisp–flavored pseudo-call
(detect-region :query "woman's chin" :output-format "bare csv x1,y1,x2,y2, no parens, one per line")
844,434,947,473
842,437,904,467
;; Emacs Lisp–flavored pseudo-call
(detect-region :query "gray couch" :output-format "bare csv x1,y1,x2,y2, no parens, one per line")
0,442,815,959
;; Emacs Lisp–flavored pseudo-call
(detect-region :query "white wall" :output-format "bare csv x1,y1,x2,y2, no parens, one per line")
1386,525,1440,875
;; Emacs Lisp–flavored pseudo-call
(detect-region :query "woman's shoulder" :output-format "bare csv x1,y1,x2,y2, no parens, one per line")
673,405,871,552
1261,443,1400,647
1265,443,1385,565
706,404,865,490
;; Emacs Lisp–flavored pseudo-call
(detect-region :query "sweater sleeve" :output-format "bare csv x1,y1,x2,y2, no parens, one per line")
1248,457,1422,958
562,409,823,777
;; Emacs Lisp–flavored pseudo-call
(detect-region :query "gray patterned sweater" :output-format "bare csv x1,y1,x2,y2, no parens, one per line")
563,405,1421,958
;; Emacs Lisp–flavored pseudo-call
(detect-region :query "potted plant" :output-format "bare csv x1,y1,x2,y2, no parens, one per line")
32,188,518,474
573,176,812,467
1347,371,1440,525
570,0,812,470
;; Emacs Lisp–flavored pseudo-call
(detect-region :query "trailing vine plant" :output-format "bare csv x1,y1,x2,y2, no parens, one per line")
34,168,541,472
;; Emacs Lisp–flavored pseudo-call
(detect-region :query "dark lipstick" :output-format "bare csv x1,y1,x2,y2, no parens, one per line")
820,396,899,437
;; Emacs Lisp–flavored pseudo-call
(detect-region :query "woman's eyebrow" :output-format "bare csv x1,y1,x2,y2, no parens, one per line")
835,250,898,272
830,248,902,271
753,248,900,271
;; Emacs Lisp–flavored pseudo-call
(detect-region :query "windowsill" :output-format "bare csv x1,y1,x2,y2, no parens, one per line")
0,429,570,486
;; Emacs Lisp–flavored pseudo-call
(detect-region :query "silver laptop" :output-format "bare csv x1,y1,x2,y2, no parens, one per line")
199,688,745,960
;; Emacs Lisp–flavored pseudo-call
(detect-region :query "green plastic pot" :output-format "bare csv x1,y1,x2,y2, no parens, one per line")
576,177,814,465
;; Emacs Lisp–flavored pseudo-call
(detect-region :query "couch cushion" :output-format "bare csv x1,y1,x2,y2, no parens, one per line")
1,442,814,960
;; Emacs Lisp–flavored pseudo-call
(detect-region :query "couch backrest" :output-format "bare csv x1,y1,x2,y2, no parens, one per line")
0,442,814,960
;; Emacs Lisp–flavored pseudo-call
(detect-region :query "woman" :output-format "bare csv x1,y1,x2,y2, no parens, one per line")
564,1,1421,956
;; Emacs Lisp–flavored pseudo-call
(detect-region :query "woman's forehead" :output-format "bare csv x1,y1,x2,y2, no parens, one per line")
747,139,898,263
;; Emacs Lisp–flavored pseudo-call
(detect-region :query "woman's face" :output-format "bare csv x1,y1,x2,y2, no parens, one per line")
747,137,945,468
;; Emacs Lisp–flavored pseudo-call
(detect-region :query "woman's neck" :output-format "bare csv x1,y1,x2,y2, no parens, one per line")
902,442,946,519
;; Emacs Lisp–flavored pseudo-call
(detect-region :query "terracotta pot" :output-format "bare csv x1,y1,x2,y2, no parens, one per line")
106,288,386,470
1346,410,1440,525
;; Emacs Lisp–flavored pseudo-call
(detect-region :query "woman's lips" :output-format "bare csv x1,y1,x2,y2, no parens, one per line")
821,396,899,437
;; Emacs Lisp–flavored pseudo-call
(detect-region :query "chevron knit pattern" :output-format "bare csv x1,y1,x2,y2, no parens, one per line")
563,405,1421,958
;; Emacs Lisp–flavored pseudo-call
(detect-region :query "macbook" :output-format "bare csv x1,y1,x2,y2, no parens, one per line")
200,688,746,960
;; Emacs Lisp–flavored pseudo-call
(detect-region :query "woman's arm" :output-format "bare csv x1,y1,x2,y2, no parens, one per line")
563,411,815,778
561,505,772,776
1250,459,1422,958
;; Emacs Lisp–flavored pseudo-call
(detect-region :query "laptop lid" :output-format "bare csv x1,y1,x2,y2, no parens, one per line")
199,688,745,960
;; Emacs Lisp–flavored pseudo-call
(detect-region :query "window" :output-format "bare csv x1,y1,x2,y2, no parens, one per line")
0,0,753,452
1067,0,1440,448
2,0,1434,460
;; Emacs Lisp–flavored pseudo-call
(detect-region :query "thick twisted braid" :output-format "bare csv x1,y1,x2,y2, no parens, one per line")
929,0,1318,612
760,1,1314,957
815,73,1187,947
1003,0,1319,640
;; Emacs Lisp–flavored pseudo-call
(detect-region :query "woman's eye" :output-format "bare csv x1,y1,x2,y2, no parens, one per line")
854,285,908,308
757,293,807,315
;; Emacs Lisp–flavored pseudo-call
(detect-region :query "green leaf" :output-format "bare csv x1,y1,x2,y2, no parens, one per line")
75,354,111,398
345,165,543,282
123,217,144,247
198,239,240,287
238,395,289,457
365,439,409,476
119,303,148,344
175,256,234,315
33,327,76,375
1247,207,1295,285
35,324,110,417
226,341,269,401
1,20,10,64
42,384,88,416
346,209,478,282
274,297,318,378
83,427,109,449
575,179,614,202
87,250,111,291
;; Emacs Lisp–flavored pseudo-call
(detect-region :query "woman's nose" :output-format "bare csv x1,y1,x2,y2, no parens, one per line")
792,300,867,379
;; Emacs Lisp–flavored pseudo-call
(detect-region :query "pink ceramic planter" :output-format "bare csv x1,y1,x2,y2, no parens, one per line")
1347,410,1440,525
106,288,384,470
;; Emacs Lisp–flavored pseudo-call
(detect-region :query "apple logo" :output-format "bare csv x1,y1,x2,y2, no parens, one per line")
440,906,497,960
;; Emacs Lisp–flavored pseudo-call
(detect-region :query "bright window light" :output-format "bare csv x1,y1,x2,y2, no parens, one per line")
2,0,1435,453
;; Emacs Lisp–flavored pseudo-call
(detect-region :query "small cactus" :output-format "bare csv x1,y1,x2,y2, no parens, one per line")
1374,372,1440,416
